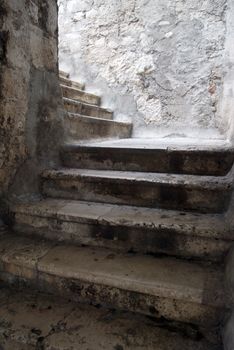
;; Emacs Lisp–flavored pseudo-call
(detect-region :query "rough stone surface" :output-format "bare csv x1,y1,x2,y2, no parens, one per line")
11,198,233,261
63,97,113,119
0,233,225,329
0,0,65,207
61,138,234,176
222,243,234,350
219,0,234,142
65,114,132,141
61,84,101,105
58,0,229,138
41,168,233,213
0,287,221,349
0,3,233,350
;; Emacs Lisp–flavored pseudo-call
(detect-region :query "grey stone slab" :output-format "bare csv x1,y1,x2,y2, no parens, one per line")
65,113,132,141
63,97,113,119
37,244,224,307
0,288,221,350
12,199,229,239
61,139,234,176
0,235,225,327
13,213,231,261
41,168,232,213
0,232,55,279
59,75,85,90
61,84,100,105
81,137,233,150
11,199,232,261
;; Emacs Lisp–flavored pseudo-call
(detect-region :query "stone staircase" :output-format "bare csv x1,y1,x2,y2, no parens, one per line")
60,71,132,141
1,72,234,349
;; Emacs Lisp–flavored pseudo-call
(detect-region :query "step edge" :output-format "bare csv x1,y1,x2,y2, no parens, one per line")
61,143,234,154
63,97,113,114
0,233,224,308
40,168,234,190
60,84,101,100
11,200,230,240
66,113,133,127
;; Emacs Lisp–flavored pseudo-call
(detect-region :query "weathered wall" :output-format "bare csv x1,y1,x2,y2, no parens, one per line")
219,0,234,143
0,0,64,210
223,243,234,350
58,0,229,138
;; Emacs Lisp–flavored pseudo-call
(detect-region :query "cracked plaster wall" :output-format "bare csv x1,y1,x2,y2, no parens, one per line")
58,0,230,139
0,0,64,211
219,0,234,143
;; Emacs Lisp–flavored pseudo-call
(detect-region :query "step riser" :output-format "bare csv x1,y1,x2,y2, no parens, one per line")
13,214,231,262
61,85,100,106
64,100,113,120
42,178,231,213
0,288,221,350
65,116,132,141
59,76,84,90
59,70,69,79
0,265,223,328
61,148,234,176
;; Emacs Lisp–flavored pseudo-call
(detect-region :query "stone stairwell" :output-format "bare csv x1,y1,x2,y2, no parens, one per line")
1,73,234,349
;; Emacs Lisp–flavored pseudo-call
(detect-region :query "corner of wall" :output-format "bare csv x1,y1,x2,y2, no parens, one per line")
0,0,65,204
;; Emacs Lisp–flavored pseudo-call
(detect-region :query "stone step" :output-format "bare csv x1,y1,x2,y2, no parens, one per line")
61,84,100,106
59,70,70,79
0,233,225,329
12,199,232,261
64,114,132,141
63,97,113,120
59,75,85,90
61,139,234,176
41,169,232,213
0,287,220,350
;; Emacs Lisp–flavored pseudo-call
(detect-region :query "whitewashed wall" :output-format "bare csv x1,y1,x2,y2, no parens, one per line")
58,0,230,139
219,0,234,143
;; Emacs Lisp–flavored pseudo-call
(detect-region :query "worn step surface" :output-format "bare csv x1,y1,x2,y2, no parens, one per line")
63,97,113,120
65,114,132,141
59,70,85,90
61,138,234,176
59,75,85,90
0,233,225,328
12,199,232,261
0,288,221,350
59,70,70,79
41,168,232,213
61,84,100,106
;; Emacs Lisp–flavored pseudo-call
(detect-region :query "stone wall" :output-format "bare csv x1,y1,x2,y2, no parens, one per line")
0,0,64,209
58,0,229,139
219,0,234,143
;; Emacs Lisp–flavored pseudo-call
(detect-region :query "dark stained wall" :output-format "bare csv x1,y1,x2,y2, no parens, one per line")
0,0,64,213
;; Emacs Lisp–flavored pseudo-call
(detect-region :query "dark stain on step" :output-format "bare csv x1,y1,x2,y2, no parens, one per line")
92,225,129,242
68,281,84,295
149,306,159,316
36,336,45,350
153,232,178,252
114,345,124,350
90,224,179,255
159,186,188,207
168,152,184,173
31,328,42,336
106,254,116,259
